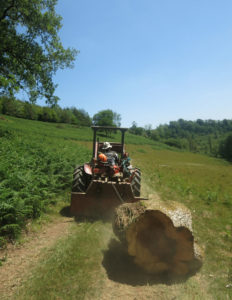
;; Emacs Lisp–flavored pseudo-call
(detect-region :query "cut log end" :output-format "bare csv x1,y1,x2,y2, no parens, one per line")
113,198,203,276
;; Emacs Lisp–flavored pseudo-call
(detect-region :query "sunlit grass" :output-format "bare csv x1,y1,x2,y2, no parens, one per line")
129,144,232,299
1,115,232,299
13,221,110,300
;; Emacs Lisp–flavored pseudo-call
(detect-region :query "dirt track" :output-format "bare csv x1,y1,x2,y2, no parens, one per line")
0,183,209,300
0,217,72,300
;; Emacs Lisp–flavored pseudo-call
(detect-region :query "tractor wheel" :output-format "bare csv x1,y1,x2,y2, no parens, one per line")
72,166,91,192
131,169,141,197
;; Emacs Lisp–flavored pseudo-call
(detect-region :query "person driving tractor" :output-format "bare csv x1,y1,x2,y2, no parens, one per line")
99,142,119,166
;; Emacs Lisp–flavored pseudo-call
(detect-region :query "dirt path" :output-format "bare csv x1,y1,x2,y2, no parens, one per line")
0,216,73,299
0,181,208,300
90,181,208,300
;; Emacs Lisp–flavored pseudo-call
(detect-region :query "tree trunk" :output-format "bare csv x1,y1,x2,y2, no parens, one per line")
113,195,203,275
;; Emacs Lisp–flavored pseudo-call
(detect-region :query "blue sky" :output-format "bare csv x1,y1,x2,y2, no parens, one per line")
42,0,232,127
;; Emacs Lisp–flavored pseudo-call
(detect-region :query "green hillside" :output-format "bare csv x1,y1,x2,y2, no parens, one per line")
0,115,171,244
1,115,232,299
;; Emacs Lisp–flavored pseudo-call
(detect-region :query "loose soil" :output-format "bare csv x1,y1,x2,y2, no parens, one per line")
0,216,72,300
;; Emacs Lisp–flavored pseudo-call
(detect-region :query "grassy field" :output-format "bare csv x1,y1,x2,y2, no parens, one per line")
1,115,232,299
0,114,172,146
0,115,172,244
128,144,232,298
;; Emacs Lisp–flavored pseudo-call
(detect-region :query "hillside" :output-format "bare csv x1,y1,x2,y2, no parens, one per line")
148,119,232,156
0,115,232,299
0,115,172,244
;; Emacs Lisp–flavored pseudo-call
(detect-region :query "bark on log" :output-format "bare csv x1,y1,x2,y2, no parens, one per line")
113,195,203,275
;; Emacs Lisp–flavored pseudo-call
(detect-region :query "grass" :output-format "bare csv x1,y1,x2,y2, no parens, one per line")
13,220,110,300
0,115,172,243
0,115,91,243
1,115,232,299
0,114,174,147
128,144,232,299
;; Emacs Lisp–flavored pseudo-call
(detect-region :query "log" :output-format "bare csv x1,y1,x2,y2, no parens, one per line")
113,195,203,275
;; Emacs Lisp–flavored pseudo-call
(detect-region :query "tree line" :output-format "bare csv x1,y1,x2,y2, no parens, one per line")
0,96,92,126
0,96,122,128
129,119,232,161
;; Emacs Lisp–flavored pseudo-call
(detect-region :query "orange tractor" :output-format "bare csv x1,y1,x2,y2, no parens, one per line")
70,126,144,216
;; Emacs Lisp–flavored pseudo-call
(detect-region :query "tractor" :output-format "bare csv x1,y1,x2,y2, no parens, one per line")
70,126,145,216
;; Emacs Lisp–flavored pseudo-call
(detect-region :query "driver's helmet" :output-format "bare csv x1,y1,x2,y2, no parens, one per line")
102,142,112,150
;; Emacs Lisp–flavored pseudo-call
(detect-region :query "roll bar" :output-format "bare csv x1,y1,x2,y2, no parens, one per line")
91,126,128,158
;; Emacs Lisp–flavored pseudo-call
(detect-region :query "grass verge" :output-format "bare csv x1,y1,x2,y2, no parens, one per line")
12,220,110,300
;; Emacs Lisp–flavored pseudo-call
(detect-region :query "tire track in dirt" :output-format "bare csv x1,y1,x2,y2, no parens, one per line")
0,216,73,300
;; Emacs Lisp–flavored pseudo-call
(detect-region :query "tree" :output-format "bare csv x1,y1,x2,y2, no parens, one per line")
0,0,77,105
129,121,145,136
219,134,232,161
144,124,152,138
70,107,92,126
92,109,121,127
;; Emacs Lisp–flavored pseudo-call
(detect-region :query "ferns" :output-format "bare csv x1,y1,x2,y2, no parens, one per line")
0,121,91,243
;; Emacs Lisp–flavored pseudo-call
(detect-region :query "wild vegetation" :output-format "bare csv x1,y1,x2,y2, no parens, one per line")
0,115,91,246
0,115,232,299
0,114,169,245
1,96,232,161
130,119,232,159
8,137,232,300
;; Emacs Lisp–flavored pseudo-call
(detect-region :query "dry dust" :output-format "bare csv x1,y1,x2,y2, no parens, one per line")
0,216,72,299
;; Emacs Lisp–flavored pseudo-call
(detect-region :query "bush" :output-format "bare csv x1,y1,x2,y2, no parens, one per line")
163,138,183,149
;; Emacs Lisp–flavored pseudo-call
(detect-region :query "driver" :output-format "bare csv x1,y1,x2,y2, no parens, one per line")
100,142,119,165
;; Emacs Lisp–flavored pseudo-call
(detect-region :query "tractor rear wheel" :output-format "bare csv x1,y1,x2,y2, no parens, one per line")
131,169,141,197
72,166,91,192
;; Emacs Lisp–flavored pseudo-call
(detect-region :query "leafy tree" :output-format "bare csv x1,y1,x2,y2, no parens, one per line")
144,124,152,138
57,108,73,123
0,0,77,105
1,96,24,117
219,134,232,161
70,107,92,126
23,101,38,120
92,109,121,127
129,121,145,136
38,106,59,122
113,112,121,127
